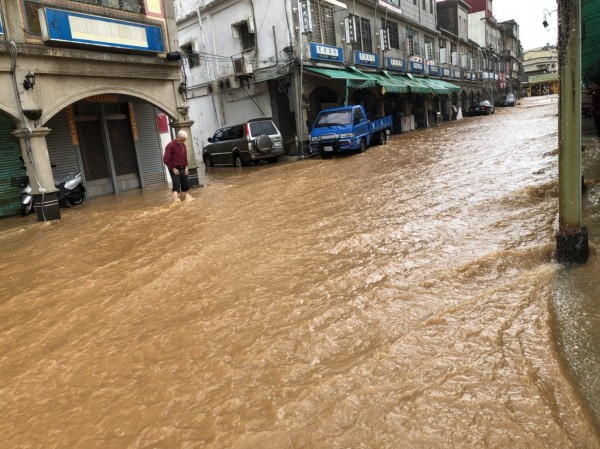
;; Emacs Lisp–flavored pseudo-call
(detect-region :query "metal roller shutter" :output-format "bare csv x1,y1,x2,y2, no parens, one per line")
270,79,297,152
0,113,24,218
45,109,82,181
132,103,165,187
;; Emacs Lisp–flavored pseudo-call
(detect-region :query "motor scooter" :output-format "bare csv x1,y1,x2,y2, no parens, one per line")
17,158,86,216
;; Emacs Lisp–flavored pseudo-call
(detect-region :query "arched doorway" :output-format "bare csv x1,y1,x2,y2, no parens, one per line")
45,97,166,198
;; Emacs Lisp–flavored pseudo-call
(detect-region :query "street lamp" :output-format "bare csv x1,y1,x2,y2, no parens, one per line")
542,9,556,29
23,71,36,90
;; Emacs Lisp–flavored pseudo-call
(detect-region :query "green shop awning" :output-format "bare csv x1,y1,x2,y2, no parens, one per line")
305,67,377,88
405,73,450,95
426,78,461,93
382,71,431,94
356,70,411,94
305,67,459,96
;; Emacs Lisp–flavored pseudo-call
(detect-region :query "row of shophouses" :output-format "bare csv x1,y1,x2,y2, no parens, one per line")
0,0,523,221
175,0,523,156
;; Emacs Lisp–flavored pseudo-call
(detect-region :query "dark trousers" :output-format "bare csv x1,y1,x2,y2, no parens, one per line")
594,114,600,137
169,168,189,193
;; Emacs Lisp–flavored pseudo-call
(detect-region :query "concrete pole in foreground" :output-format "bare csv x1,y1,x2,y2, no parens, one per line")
556,0,589,264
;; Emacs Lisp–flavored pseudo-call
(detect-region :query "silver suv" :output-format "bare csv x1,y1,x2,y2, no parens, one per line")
203,118,284,167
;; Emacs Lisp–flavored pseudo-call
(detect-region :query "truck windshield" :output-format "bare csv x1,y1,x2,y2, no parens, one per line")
314,110,352,128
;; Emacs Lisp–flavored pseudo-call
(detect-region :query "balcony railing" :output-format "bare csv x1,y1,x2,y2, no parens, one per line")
72,0,145,14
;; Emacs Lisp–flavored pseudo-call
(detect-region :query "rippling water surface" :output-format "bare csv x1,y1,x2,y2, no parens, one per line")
1,95,599,448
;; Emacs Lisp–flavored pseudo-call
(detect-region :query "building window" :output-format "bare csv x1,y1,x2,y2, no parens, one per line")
422,0,426,10
381,18,400,49
450,43,458,66
430,0,434,13
424,35,435,60
180,43,200,69
234,20,255,51
309,0,336,46
439,38,447,63
354,16,372,52
413,0,417,5
406,28,420,56
70,0,145,14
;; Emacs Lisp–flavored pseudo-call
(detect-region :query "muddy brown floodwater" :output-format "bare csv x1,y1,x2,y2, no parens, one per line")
1,95,599,448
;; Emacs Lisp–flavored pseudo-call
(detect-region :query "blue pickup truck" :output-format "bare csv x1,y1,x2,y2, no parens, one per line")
308,104,393,157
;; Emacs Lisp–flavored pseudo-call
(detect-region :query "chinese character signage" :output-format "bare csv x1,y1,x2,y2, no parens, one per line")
409,60,424,74
309,42,344,63
299,1,313,34
39,8,164,53
354,51,379,68
386,57,405,72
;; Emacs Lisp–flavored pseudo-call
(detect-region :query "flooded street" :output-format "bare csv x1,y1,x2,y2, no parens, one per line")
1,95,599,448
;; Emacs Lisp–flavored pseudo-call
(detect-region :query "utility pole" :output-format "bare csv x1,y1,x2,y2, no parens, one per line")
556,0,589,263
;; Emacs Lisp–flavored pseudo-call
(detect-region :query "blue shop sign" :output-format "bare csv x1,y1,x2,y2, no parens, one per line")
309,42,344,63
409,60,424,74
442,67,451,77
386,57,405,72
0,16,3,34
39,8,164,52
354,51,379,68
428,65,440,76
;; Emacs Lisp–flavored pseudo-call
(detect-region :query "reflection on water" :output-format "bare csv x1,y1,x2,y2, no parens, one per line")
0,96,599,448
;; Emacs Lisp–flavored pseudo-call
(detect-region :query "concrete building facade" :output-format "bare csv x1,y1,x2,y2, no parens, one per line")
0,1,191,221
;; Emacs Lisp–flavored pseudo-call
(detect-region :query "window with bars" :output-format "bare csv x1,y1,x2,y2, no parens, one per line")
351,15,372,52
308,0,336,46
381,18,400,49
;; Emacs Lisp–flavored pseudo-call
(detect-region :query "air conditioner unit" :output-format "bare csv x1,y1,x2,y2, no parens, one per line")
229,76,241,89
233,57,253,76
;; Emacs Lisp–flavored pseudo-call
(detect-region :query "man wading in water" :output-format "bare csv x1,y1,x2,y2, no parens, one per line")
163,130,190,202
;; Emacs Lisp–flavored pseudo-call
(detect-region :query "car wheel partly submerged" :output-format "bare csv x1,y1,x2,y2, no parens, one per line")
203,154,214,167
359,139,367,153
233,154,243,167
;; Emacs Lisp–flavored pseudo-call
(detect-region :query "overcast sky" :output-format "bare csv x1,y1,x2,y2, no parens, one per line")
492,0,559,51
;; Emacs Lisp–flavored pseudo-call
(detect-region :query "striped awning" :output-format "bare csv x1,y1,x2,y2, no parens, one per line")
305,67,460,95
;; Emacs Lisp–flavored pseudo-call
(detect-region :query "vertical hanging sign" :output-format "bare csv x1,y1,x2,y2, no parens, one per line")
128,103,138,140
66,105,79,145
299,0,312,34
